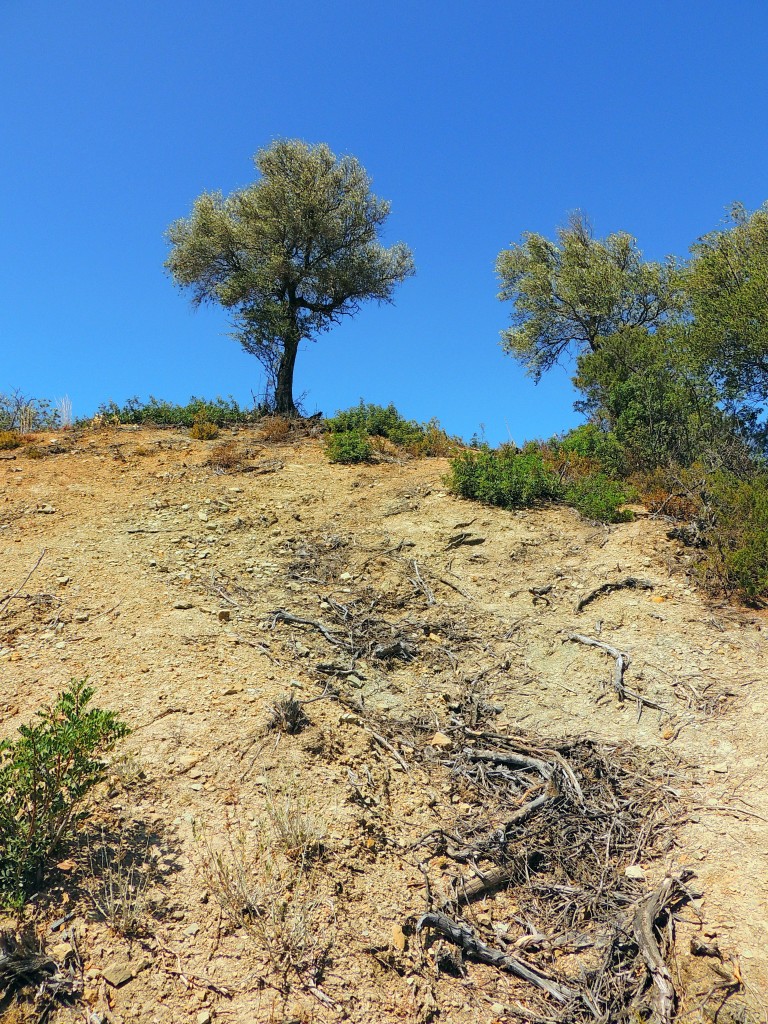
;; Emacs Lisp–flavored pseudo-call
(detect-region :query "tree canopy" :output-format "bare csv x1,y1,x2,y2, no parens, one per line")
165,140,415,415
687,202,768,405
495,214,682,380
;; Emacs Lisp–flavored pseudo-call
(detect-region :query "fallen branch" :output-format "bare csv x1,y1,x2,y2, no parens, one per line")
408,560,435,605
270,609,349,649
575,577,654,613
567,634,669,715
631,870,694,1024
416,911,591,1010
0,548,46,618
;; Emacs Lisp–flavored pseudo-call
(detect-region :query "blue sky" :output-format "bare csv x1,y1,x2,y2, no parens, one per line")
2,1,767,444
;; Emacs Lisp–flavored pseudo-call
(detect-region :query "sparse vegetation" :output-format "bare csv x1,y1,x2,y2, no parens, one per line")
0,431,21,451
194,789,329,985
84,830,155,936
0,389,60,433
188,417,219,440
326,428,373,464
0,681,129,908
93,395,258,428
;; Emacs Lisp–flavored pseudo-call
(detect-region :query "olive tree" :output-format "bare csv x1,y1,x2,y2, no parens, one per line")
165,140,415,415
496,213,682,379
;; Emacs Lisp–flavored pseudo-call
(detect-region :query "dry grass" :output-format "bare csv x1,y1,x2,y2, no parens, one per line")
193,786,330,985
84,831,156,936
257,415,291,442
207,440,248,473
0,430,21,450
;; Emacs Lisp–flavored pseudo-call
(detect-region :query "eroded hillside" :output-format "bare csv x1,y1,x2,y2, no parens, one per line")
1,424,766,1023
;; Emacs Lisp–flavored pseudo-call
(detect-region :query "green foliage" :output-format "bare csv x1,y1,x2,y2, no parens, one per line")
0,389,60,432
550,423,626,477
564,474,634,523
326,429,373,464
165,140,415,415
0,681,129,907
96,395,255,427
326,402,457,457
448,444,562,509
687,202,768,407
496,213,682,379
693,470,768,602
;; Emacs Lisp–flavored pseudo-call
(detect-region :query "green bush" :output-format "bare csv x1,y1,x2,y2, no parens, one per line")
0,390,59,432
564,473,634,523
326,429,374,464
0,681,129,907
696,470,768,602
326,401,456,457
553,424,626,477
94,395,258,428
448,444,562,508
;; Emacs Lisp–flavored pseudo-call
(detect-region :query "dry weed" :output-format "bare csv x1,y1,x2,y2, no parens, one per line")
194,788,330,984
84,831,155,936
257,415,291,442
207,441,247,473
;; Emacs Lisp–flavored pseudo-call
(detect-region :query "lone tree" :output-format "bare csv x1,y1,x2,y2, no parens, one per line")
165,140,415,415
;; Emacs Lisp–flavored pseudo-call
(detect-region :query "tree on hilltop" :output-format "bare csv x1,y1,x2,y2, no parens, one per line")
165,140,415,416
495,213,682,380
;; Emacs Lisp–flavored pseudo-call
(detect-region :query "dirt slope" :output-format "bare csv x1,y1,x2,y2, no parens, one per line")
1,425,766,1023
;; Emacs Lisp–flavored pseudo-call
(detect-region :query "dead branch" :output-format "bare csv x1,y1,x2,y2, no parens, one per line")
445,532,485,550
631,870,694,1024
270,609,349,649
567,633,629,700
416,911,590,1010
575,577,654,613
0,549,46,618
408,559,435,605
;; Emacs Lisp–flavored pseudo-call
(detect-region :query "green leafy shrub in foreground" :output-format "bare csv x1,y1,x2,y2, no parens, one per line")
448,444,633,523
448,444,562,508
326,429,373,464
0,680,129,907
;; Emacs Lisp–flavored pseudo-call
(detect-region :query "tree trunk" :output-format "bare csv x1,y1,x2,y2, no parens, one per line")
274,327,300,416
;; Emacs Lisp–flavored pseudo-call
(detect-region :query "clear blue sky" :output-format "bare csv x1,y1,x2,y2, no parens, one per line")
2,1,767,444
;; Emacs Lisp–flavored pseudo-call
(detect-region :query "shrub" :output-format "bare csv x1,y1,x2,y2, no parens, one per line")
326,401,456,457
258,415,291,442
94,395,258,428
695,470,768,602
564,473,634,523
0,681,129,908
189,419,220,440
326,429,373,464
448,444,562,509
0,390,60,433
0,431,21,450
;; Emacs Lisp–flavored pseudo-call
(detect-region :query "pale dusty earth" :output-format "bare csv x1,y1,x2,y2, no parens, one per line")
1,423,767,1023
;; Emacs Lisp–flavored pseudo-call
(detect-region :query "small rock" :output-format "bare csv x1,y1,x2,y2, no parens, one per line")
197,510,209,522
624,865,646,880
339,572,352,581
220,684,243,695
173,600,194,610
711,763,729,773
73,612,89,623
37,504,56,514
184,923,201,937
189,783,203,791
429,732,452,748
102,957,149,988
197,1011,212,1024
391,923,407,951
217,609,231,622
56,576,70,585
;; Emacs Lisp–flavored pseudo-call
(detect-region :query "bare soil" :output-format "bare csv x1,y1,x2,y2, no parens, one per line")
1,424,767,1023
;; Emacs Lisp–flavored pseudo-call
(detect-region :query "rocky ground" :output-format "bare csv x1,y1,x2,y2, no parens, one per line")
1,423,766,1023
